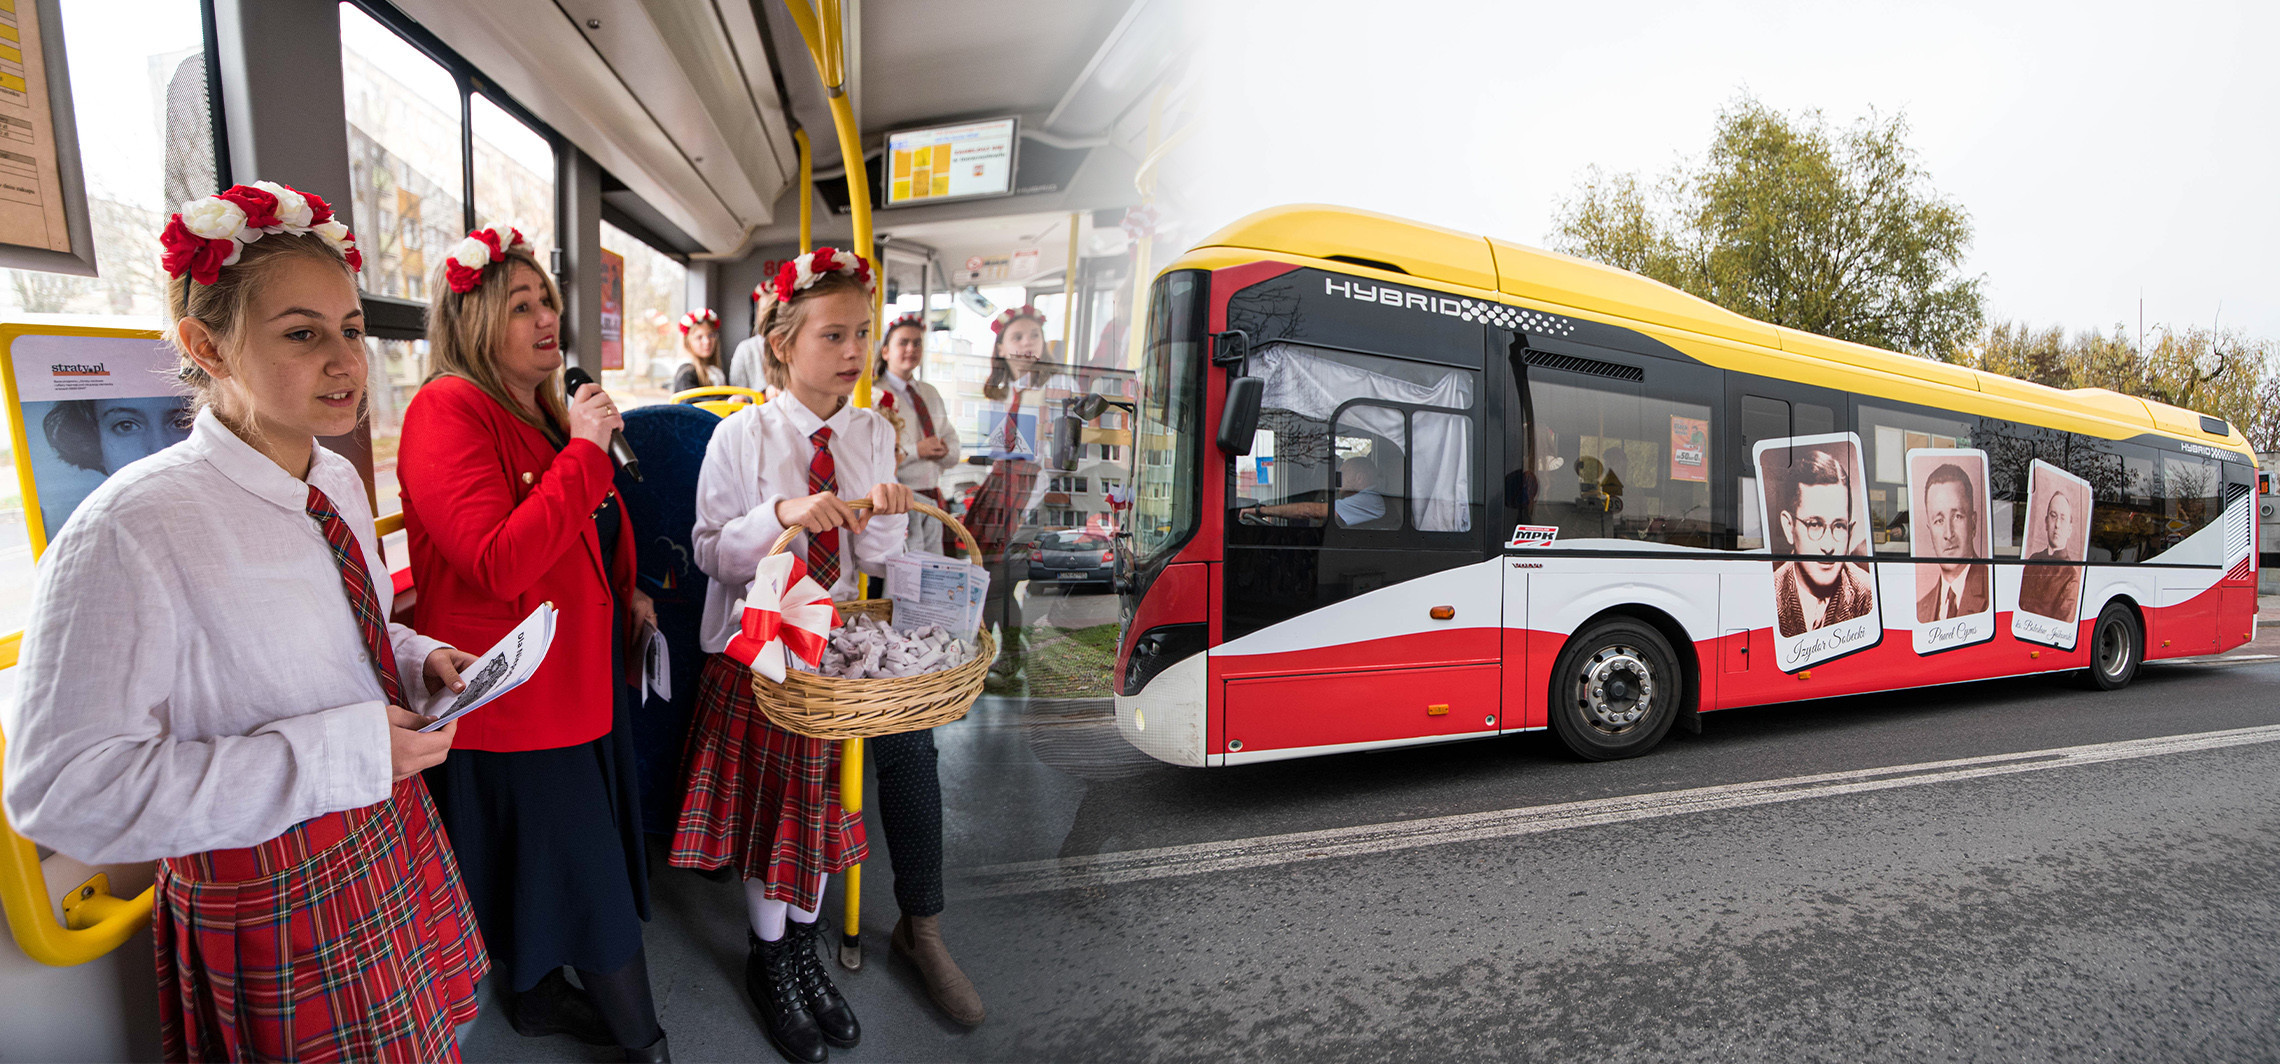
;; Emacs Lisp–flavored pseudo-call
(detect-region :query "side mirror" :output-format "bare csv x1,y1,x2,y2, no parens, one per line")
1217,376,1263,455
1072,393,1111,421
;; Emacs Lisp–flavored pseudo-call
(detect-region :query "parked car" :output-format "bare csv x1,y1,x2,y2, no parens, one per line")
1029,529,1114,590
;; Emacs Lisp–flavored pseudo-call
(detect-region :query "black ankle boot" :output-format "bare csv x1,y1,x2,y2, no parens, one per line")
787,919,860,1048
507,968,613,1046
623,1030,671,1063
747,931,828,1064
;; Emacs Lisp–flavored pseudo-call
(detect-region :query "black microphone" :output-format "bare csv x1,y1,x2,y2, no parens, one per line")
562,366,643,481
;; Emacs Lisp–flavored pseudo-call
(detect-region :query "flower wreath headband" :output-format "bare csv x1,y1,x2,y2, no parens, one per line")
445,226,535,294
160,181,362,286
885,312,925,335
765,247,874,306
990,305,1046,334
679,308,720,334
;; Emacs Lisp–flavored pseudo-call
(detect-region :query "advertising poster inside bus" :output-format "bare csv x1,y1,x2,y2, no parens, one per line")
1754,431,1882,671
1908,447,1995,653
2013,458,2094,649
5,331,189,549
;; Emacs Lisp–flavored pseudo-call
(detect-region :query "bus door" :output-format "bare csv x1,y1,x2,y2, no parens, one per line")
1724,377,1848,696
1216,333,1492,761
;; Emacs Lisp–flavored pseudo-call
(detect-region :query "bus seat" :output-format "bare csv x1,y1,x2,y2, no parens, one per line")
614,402,726,834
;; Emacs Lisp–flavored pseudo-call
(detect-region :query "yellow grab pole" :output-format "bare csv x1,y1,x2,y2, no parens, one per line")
795,128,813,255
783,0,875,970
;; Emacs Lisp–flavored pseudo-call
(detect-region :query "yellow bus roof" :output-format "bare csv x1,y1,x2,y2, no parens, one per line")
1186,204,2250,457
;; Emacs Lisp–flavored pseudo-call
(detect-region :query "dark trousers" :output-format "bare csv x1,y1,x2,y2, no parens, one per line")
869,727,944,916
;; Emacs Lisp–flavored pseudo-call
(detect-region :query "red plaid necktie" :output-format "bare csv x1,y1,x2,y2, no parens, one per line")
1003,388,1024,450
305,484,407,707
807,427,841,588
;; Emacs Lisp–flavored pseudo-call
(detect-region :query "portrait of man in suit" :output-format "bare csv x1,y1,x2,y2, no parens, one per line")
2018,487,2084,620
1914,459,1990,623
1769,445,1877,638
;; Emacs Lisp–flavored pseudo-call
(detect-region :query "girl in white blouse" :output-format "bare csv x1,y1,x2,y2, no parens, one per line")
874,312,963,553
0,182,485,1061
675,247,909,1064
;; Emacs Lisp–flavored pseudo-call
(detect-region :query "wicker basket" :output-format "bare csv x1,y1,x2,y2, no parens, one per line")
749,498,995,739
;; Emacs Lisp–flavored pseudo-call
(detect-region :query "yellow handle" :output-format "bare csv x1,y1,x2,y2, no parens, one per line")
765,497,980,566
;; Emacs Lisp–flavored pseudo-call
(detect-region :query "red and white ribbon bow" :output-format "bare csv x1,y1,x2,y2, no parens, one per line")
724,554,839,682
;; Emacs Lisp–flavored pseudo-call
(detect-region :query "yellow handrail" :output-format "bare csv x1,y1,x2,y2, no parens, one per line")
780,0,877,966
375,511,405,538
0,732,155,967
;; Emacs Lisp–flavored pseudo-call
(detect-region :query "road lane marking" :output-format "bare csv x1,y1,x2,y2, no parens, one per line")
949,723,2280,900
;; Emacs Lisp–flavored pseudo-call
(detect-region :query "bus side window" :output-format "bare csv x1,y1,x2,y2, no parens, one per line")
1529,363,1720,548
1329,406,1407,531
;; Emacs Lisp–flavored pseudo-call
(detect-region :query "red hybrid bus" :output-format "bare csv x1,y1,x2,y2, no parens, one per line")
1102,206,2258,767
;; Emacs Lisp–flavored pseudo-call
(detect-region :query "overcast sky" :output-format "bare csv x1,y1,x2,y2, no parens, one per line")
1177,0,2280,344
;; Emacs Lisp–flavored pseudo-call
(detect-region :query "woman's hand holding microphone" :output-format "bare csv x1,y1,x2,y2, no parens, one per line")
566,381,624,452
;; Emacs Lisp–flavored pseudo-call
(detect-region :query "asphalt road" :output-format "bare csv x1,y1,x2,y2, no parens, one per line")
465,624,2280,1063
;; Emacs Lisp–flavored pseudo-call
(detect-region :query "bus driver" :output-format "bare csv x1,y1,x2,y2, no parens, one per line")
1243,455,1388,526
1772,446,1875,637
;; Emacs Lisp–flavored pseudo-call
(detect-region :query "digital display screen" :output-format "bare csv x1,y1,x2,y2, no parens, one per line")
885,117,1017,206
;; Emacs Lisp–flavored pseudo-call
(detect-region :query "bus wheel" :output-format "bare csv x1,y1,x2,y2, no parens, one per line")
1550,619,1682,761
2082,602,2142,691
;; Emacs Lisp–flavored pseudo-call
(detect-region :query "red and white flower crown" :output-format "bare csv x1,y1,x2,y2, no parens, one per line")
885,312,925,334
159,181,361,286
990,305,1045,334
445,225,534,294
679,308,720,334
765,247,874,306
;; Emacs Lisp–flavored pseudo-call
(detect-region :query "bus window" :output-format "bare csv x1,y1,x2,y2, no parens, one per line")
1231,343,1476,543
1528,366,1719,547
1858,404,1975,553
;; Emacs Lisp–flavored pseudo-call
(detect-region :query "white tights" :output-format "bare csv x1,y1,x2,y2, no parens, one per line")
746,874,827,942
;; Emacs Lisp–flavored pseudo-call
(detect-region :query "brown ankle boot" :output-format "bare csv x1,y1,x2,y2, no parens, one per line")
891,914,985,1027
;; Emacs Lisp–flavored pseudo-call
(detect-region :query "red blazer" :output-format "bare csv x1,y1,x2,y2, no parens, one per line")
398,375,635,752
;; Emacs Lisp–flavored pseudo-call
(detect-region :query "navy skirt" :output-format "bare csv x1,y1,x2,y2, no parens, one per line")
424,672,651,993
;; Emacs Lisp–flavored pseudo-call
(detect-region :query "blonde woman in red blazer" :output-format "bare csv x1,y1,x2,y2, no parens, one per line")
398,227,669,1063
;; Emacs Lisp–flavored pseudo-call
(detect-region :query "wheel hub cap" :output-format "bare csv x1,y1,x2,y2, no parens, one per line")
1580,645,1655,729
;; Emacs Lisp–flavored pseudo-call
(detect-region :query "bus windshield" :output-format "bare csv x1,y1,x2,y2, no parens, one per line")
1131,270,1207,566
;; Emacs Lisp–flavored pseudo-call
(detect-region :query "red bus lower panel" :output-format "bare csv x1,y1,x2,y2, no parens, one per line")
1224,663,1500,755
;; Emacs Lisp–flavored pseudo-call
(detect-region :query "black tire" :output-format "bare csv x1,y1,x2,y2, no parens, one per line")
2081,601,2142,691
1548,619,1684,761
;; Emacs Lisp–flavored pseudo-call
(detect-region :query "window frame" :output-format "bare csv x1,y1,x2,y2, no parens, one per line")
343,0,566,338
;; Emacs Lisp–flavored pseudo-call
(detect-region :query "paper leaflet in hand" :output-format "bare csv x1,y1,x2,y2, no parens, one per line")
724,553,839,682
419,603,557,732
641,624,670,702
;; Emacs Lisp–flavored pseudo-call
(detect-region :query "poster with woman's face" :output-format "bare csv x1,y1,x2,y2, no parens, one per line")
2012,459,2093,650
9,334,194,547
1909,449,1994,654
1753,432,1880,672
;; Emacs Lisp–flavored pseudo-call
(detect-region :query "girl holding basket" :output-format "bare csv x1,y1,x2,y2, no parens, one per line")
678,248,911,1063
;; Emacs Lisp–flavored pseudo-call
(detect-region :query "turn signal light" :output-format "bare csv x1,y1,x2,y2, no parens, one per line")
1798,669,1812,680
1430,605,1455,620
1427,703,1450,716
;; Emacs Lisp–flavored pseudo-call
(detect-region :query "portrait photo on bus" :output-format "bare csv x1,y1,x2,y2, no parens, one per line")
1908,448,1995,654
2013,458,2094,650
1753,431,1881,671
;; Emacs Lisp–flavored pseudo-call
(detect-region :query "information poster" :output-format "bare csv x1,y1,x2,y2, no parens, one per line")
0,0,69,253
1669,415,1708,482
886,117,1015,206
5,330,190,551
598,248,624,370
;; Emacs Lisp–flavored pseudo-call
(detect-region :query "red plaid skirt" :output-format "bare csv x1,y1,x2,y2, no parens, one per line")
153,777,486,1063
670,653,865,911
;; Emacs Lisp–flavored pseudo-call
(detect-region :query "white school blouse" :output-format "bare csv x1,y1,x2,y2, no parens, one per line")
1,409,445,864
692,397,908,654
878,371,962,493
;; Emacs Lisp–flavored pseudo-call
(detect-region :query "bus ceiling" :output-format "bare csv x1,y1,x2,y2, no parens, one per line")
388,0,1181,258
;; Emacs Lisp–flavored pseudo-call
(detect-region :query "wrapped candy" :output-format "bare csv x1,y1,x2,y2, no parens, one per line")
800,614,976,680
